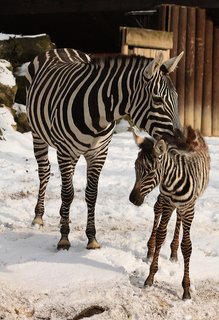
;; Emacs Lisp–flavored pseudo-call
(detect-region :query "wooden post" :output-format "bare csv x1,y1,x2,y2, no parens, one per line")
176,6,187,127
194,8,206,131
185,7,196,127
202,19,213,136
212,26,219,136
170,5,180,86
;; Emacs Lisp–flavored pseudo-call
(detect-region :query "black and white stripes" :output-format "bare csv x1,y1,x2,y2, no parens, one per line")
26,48,183,250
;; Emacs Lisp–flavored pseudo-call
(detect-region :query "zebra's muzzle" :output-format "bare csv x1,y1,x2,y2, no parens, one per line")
129,189,144,206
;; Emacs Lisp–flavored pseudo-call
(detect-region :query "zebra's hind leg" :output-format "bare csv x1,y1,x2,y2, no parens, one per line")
57,152,78,250
170,211,181,262
32,133,50,227
144,199,174,287
180,205,194,300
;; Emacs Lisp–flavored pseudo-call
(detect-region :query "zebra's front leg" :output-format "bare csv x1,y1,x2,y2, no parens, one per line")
145,201,174,287
84,149,109,249
147,195,163,261
85,174,101,249
32,134,50,227
57,153,78,250
170,210,181,262
180,206,194,300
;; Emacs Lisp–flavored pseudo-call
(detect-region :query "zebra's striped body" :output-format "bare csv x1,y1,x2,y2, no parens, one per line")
26,48,183,250
130,126,210,299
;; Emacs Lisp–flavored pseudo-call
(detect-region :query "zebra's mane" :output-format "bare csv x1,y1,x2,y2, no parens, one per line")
89,54,152,67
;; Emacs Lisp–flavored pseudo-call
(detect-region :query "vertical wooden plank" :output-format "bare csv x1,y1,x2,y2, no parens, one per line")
194,8,206,130
158,5,167,31
120,27,128,55
185,7,196,127
212,26,219,136
158,4,172,32
176,6,187,127
170,5,180,86
202,19,213,136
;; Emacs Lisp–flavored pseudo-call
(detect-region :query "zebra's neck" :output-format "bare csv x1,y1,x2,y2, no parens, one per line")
88,55,150,127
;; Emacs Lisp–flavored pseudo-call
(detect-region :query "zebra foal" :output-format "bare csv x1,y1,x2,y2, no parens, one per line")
129,126,210,299
25,48,183,250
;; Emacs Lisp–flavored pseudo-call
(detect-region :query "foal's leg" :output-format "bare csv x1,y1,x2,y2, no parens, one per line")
57,152,79,250
145,199,175,287
180,205,195,300
147,195,163,260
32,133,50,226
170,210,181,262
84,146,110,249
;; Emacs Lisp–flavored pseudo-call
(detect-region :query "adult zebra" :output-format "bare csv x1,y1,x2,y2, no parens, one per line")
26,48,183,250
129,126,210,299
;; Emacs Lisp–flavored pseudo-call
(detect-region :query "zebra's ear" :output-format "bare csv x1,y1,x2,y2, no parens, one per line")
154,139,167,156
144,51,164,79
162,51,184,74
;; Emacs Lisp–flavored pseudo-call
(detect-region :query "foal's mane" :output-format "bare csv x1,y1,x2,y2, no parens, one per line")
163,126,207,152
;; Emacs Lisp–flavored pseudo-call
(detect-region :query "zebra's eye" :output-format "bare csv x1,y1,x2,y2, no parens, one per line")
153,95,164,105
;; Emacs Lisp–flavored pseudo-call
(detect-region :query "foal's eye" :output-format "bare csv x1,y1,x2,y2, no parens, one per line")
158,155,162,161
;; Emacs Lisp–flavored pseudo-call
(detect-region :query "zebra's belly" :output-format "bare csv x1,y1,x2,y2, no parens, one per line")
49,115,115,157
160,181,205,208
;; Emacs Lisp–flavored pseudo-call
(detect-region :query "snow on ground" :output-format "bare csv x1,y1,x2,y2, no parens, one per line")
0,109,219,319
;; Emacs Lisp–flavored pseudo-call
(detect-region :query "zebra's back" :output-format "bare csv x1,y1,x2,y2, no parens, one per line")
26,48,115,154
161,127,210,206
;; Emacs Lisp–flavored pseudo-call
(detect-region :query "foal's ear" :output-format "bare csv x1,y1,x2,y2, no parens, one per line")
132,130,145,146
154,139,167,156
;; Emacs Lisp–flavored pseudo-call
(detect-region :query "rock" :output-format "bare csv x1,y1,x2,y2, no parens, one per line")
0,34,55,67
0,60,17,107
12,103,30,133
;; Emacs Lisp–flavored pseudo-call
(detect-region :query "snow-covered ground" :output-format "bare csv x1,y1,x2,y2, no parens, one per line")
0,108,219,319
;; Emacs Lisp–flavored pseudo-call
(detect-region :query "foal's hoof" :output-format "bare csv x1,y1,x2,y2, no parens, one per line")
182,289,191,300
86,239,101,250
144,276,154,287
32,215,44,226
170,255,178,263
57,238,71,250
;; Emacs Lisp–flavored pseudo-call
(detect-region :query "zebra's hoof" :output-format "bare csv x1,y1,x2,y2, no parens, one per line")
57,238,71,250
86,239,101,250
32,216,44,226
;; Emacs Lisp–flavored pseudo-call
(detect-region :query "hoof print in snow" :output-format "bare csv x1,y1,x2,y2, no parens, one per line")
73,305,107,320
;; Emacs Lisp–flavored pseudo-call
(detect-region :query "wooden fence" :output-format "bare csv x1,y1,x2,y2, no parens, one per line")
121,5,219,136
158,4,219,136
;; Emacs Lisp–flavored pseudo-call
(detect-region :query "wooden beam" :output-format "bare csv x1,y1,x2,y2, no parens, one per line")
194,8,205,130
185,6,196,128
121,27,173,50
202,19,213,136
176,6,187,127
212,26,219,136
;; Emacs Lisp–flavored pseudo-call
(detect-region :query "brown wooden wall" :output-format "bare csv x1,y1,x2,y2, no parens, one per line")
158,4,219,136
